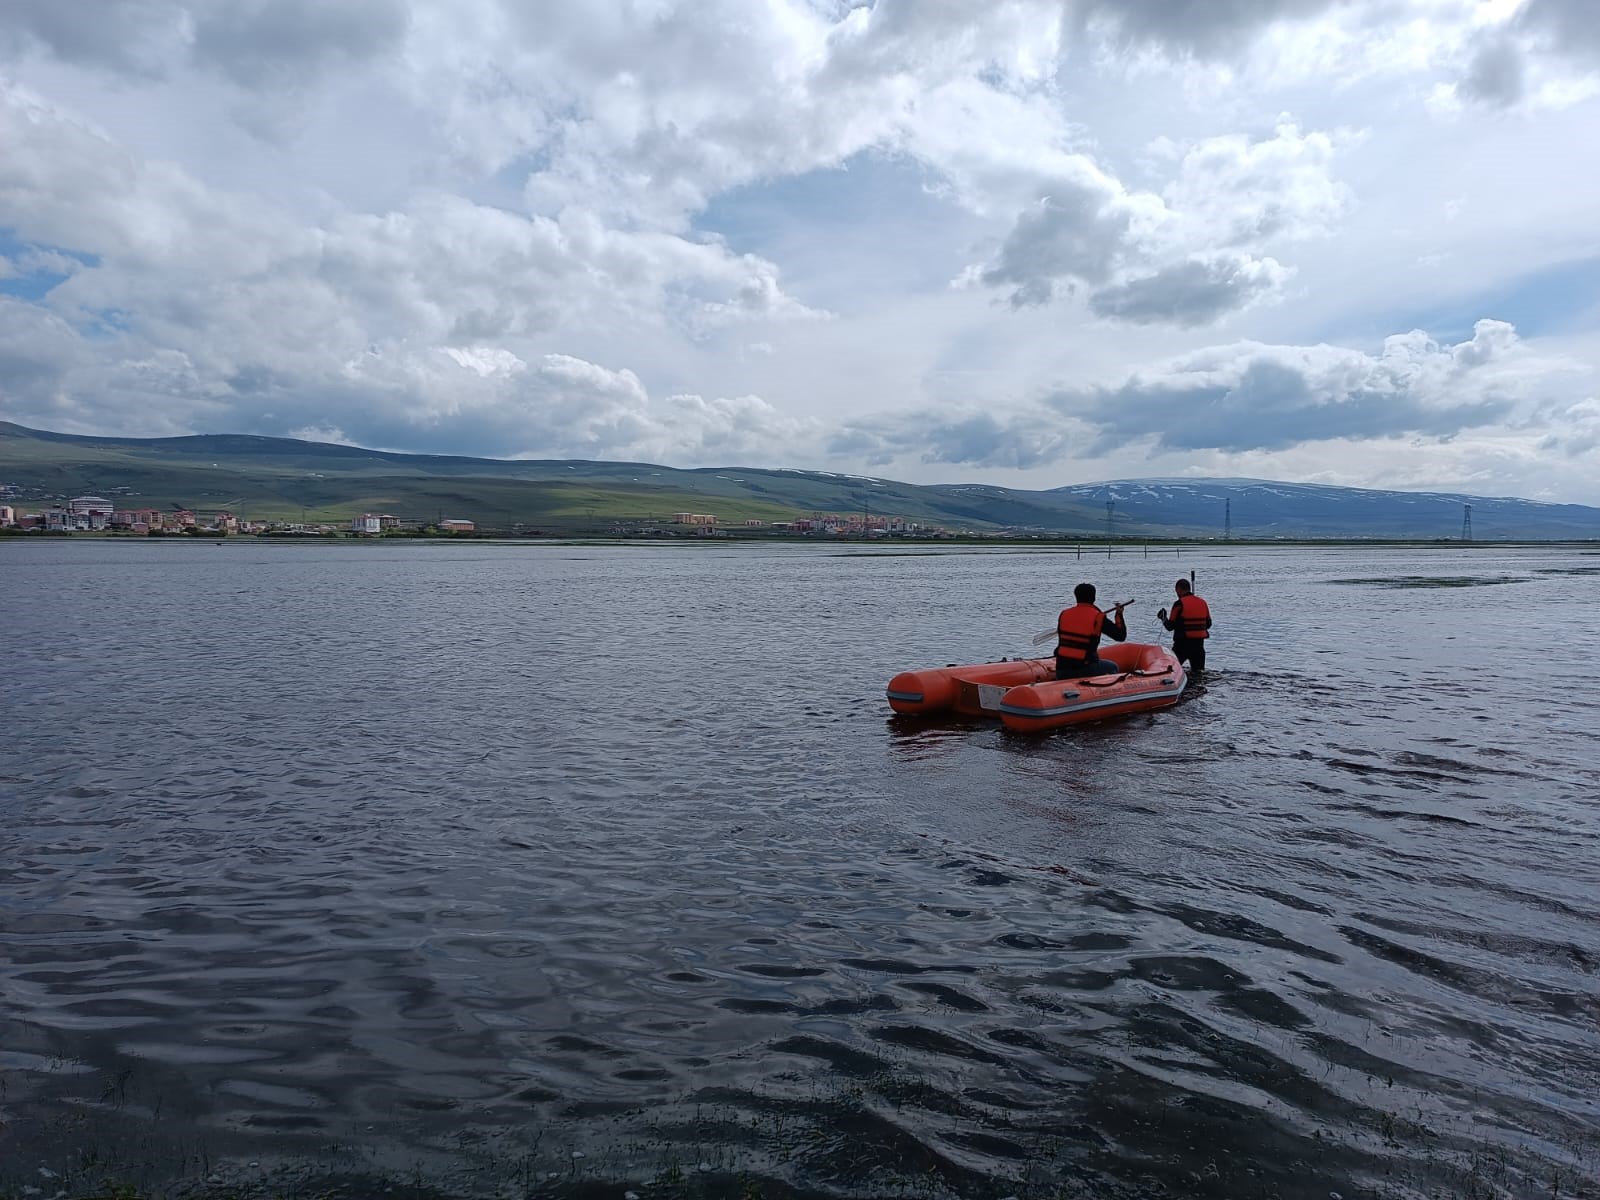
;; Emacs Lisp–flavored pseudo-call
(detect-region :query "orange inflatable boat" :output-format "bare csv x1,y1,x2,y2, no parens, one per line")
886,642,1186,733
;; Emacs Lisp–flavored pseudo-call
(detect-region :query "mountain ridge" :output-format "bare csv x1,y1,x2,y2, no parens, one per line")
1,421,1596,538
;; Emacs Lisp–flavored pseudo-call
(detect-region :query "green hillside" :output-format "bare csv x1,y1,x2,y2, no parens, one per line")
0,421,1124,533
11,421,1590,537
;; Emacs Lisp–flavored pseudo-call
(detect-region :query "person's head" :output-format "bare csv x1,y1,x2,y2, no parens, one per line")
1074,582,1096,604
1174,578,1192,596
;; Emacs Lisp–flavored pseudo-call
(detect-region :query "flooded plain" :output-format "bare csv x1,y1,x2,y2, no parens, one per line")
2,540,1598,1199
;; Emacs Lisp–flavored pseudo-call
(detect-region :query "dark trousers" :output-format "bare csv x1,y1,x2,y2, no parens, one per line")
1056,656,1120,680
1174,638,1206,672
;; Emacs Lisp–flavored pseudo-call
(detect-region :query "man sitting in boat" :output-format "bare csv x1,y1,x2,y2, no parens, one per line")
1055,583,1127,679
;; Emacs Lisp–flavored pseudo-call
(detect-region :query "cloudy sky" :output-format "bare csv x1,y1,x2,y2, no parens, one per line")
3,0,1599,501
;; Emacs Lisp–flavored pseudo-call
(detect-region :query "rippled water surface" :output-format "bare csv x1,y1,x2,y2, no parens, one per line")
3,540,1599,1199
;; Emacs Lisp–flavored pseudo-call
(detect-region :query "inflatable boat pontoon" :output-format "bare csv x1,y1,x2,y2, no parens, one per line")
886,641,1186,733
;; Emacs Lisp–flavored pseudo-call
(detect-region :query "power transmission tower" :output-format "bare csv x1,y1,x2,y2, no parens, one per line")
1224,497,1232,541
1461,503,1472,541
1104,499,1114,540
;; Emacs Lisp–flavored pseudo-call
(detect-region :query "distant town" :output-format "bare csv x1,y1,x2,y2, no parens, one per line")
0,490,954,539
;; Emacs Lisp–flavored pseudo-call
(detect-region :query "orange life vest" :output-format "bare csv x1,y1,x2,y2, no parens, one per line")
1056,603,1103,661
1174,594,1211,639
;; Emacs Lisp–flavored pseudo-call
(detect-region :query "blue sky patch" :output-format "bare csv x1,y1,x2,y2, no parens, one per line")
0,228,99,302
1359,254,1600,346
696,151,976,303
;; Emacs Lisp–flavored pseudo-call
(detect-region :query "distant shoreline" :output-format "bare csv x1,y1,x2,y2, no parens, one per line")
4,531,1598,551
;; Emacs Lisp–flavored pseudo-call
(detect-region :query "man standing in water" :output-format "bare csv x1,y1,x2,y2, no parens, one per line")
1159,578,1212,674
1055,583,1128,679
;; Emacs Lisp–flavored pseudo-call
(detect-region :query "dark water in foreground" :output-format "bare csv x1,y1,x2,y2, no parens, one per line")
3,541,1599,1200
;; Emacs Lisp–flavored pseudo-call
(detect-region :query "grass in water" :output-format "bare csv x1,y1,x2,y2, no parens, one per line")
1326,575,1526,588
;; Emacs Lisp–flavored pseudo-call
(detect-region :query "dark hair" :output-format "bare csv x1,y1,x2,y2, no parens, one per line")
1074,582,1096,603
1174,579,1192,594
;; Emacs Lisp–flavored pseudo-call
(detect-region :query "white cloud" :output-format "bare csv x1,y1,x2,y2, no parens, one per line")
442,345,524,377
1160,120,1353,248
0,0,1597,503
286,423,358,445
0,78,824,459
1450,317,1519,368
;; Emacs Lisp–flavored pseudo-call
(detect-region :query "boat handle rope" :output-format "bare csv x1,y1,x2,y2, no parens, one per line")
1077,667,1174,688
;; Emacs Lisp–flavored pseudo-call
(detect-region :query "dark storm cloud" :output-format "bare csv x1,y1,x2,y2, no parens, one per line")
1459,34,1527,106
1,0,410,90
190,0,410,90
1087,255,1285,327
1540,426,1600,457
979,179,1133,308
1059,349,1516,454
829,409,1075,469
1068,0,1346,60
1519,0,1600,60
977,120,1341,325
1454,0,1600,110
833,321,1529,467
0,0,186,77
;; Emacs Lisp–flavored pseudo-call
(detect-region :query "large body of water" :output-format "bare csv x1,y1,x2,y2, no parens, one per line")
3,540,1598,1199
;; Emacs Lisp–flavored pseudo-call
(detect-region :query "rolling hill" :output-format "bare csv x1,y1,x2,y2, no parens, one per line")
2,421,1597,539
1048,478,1600,540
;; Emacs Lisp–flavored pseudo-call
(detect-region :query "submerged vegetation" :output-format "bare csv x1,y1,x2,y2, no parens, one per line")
1326,574,1528,588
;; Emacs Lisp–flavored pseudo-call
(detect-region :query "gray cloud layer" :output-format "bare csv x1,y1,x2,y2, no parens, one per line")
0,0,186,76
1087,255,1289,327
192,0,409,90
977,176,1134,306
1452,0,1600,109
973,120,1343,324
1068,0,1344,59
828,320,1547,468
1068,320,1527,453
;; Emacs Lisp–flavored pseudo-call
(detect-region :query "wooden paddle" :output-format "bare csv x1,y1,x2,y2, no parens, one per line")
1030,599,1136,646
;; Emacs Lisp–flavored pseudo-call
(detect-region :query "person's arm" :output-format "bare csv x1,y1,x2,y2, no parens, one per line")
1104,605,1128,642
1158,599,1178,632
